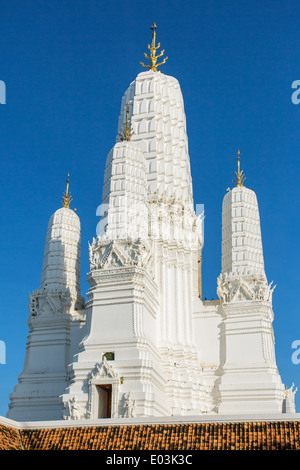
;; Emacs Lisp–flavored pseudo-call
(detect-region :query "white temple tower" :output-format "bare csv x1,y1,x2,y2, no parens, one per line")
7,177,85,421
61,25,210,419
216,152,285,413
7,25,295,422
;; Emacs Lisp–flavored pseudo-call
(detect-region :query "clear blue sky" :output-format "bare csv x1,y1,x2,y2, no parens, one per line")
0,0,299,416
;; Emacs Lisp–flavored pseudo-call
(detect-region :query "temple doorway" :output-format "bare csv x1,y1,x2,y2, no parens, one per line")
96,384,112,418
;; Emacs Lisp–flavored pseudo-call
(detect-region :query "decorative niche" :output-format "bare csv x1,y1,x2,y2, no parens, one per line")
102,352,115,361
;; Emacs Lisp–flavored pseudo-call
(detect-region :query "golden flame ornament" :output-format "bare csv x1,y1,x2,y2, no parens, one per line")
140,23,168,72
61,173,73,208
233,150,246,187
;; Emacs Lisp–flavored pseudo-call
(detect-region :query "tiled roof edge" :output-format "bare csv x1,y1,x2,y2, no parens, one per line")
1,413,300,430
0,416,23,430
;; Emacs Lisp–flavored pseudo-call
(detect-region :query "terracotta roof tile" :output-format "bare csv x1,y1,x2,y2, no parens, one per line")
0,424,23,450
1,420,300,450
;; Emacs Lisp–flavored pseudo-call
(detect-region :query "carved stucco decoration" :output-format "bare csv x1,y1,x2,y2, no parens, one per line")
89,238,153,274
122,391,136,418
28,287,72,316
217,272,276,304
63,396,86,420
88,356,119,382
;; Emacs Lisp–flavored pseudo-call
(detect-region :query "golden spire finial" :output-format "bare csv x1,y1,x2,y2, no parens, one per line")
233,149,246,187
140,22,168,72
61,173,73,208
119,101,134,141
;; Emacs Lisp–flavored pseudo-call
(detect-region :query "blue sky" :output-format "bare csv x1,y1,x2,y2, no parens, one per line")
0,0,299,416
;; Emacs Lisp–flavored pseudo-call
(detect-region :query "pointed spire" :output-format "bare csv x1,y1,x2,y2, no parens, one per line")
119,101,134,141
61,173,73,208
140,22,168,72
233,150,246,187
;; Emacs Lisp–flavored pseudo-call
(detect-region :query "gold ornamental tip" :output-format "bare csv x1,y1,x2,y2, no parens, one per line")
61,173,73,209
140,22,168,72
119,101,134,142
232,150,246,187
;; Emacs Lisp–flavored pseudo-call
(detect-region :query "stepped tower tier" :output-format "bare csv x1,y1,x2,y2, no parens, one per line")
216,153,286,414
40,207,83,309
221,186,265,277
36,175,84,314
7,178,85,421
117,70,194,210
99,140,148,241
